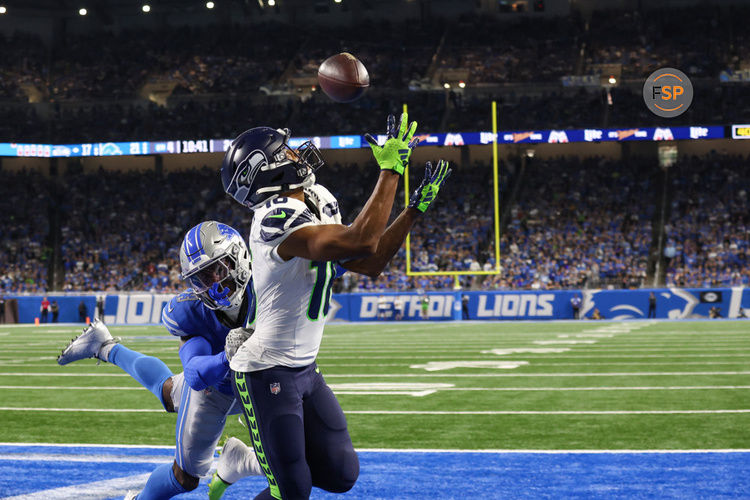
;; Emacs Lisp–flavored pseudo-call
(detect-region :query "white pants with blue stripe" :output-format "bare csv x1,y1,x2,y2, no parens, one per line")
170,373,242,478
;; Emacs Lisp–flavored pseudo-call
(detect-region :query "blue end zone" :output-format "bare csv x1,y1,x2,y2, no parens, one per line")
0,445,748,499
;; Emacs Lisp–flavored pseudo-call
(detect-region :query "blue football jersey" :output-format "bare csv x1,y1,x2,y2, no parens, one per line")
161,281,256,394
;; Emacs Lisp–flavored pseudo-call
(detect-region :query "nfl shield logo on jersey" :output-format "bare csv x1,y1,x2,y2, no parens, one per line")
270,382,281,395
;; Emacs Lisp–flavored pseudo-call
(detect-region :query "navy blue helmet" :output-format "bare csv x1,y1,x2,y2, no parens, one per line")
221,127,324,209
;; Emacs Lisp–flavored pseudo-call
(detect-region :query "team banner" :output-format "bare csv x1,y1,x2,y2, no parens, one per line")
8,288,748,324
0,126,726,158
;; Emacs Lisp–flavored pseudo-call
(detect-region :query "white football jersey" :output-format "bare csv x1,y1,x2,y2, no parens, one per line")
230,185,341,372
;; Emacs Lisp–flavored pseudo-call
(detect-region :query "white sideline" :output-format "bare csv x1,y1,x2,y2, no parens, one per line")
0,453,169,464
1,442,749,454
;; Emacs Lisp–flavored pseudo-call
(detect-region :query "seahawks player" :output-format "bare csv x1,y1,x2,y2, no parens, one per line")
222,113,451,500
57,221,263,499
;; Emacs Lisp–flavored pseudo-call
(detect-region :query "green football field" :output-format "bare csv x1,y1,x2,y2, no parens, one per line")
0,320,748,450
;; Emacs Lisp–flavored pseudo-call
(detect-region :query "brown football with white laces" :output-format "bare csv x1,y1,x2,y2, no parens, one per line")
317,52,370,103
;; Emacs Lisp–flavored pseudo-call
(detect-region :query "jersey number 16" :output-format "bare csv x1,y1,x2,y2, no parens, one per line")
308,261,335,321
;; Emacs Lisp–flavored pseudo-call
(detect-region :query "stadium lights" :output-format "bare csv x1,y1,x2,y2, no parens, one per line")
608,76,617,85
268,0,275,6
443,82,451,89
142,4,151,12
334,0,342,3
458,81,466,89
206,1,215,8
78,7,87,15
0,6,6,14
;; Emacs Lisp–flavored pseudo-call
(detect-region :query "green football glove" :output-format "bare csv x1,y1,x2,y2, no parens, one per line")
364,112,419,176
408,160,452,213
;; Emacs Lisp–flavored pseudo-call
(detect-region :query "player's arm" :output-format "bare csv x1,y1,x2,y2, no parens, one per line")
341,208,418,278
343,160,452,279
278,171,399,261
179,335,228,391
278,112,419,262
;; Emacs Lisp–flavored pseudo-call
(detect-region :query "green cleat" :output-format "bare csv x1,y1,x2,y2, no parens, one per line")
208,471,230,500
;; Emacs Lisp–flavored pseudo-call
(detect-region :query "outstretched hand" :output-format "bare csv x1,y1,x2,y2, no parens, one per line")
364,112,419,176
408,160,452,213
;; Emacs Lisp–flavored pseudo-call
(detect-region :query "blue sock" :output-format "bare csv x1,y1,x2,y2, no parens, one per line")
136,462,187,500
108,344,174,410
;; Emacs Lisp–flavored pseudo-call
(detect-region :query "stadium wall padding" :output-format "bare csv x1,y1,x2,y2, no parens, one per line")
7,288,749,324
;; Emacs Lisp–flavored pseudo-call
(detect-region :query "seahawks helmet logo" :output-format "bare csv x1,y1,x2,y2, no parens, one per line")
229,150,268,205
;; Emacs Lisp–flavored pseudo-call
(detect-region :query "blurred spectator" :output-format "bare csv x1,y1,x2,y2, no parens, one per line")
571,294,582,319
648,291,656,318
420,295,429,319
40,296,49,323
78,301,88,323
51,300,59,323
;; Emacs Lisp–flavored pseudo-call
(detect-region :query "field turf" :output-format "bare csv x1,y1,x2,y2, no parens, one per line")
0,319,748,498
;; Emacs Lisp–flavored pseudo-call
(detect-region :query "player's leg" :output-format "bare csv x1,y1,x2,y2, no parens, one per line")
57,320,176,412
136,380,237,499
234,367,312,500
208,436,264,500
108,343,177,411
303,366,359,493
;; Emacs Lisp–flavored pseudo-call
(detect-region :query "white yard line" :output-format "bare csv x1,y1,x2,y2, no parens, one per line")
529,361,750,366
0,407,163,412
3,371,750,378
0,386,146,391
436,385,750,391
0,407,747,415
344,409,750,415
0,373,131,377
317,352,750,359
1,384,747,393
1,473,151,499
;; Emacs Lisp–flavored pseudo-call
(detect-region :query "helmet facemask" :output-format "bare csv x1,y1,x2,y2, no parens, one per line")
179,223,251,311
224,127,325,210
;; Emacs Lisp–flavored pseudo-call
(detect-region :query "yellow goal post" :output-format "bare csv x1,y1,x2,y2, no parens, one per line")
403,101,502,279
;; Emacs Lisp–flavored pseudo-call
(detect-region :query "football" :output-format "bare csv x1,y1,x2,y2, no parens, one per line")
317,52,370,103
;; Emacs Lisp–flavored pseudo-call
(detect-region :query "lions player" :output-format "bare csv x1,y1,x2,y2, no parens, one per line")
57,221,263,499
221,112,451,499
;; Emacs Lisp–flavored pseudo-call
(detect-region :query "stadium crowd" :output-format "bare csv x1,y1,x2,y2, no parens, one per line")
0,5,748,295
0,170,51,293
2,152,746,295
665,154,750,288
1,6,749,142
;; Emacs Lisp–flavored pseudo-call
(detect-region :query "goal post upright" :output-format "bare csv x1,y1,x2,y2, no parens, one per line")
402,102,412,275
491,100,501,272
403,100,502,279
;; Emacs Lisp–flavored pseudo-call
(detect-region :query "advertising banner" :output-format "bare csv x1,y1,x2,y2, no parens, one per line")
0,126,726,158
7,288,748,324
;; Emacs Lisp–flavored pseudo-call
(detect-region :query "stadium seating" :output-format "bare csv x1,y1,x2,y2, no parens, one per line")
3,153,745,294
1,6,749,142
1,6,748,294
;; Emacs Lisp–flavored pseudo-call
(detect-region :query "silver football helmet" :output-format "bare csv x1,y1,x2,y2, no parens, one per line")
179,221,251,310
